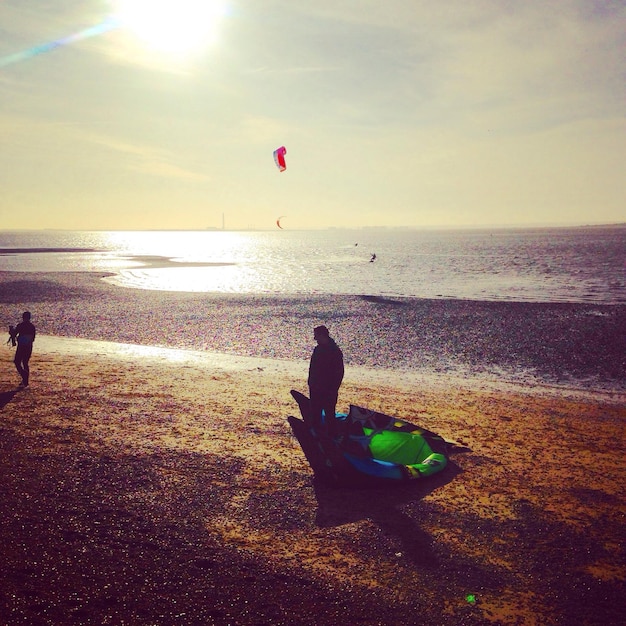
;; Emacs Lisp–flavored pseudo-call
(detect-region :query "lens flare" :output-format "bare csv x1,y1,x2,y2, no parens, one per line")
0,1,227,69
0,19,119,68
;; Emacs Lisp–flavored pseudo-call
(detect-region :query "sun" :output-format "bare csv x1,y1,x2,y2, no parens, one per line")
112,0,226,56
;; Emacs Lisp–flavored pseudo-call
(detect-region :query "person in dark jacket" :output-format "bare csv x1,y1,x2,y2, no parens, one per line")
13,311,36,387
308,325,344,434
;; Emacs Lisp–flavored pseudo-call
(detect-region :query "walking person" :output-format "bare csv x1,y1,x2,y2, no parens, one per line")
12,311,36,387
308,325,344,435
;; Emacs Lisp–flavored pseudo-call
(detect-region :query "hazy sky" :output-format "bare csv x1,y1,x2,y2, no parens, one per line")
1,1,624,230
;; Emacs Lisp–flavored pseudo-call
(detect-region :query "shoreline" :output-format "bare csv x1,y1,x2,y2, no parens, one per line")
1,270,625,394
32,334,626,406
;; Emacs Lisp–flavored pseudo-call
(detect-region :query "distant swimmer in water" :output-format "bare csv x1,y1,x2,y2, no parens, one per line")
370,253,377,262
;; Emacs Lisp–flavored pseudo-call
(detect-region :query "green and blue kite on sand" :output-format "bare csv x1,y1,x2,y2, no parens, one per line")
289,390,450,487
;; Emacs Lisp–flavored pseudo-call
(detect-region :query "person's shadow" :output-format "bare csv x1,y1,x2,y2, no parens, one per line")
312,461,462,568
0,389,20,410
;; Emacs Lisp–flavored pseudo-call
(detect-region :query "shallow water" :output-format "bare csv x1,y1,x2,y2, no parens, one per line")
1,226,624,303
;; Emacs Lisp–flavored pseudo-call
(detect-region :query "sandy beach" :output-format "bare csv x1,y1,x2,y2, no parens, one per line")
1,271,625,625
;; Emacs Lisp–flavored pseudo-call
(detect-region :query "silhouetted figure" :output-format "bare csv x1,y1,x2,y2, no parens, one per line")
308,325,344,435
13,311,36,387
370,253,376,262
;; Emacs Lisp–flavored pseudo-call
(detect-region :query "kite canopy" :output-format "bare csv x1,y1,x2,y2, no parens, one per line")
289,390,449,487
273,146,287,172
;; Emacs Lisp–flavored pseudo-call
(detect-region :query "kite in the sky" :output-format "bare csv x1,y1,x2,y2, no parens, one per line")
276,216,286,229
273,146,287,172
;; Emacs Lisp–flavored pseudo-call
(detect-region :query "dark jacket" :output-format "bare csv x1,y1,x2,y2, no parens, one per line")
308,338,344,394
15,321,36,346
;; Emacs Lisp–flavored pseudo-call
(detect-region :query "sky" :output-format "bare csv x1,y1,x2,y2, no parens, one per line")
0,0,624,231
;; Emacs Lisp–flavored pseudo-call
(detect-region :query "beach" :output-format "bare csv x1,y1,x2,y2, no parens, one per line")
1,271,625,625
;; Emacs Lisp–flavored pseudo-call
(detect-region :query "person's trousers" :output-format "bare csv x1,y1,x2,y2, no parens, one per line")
14,345,32,385
309,389,339,435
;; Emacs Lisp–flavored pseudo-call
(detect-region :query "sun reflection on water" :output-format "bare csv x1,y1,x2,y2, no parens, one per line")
0,228,624,302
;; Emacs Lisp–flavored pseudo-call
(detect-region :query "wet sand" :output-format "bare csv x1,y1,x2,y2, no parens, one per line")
0,271,625,624
1,271,625,391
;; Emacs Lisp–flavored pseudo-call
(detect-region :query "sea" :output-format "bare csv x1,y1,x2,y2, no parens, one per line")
0,226,625,304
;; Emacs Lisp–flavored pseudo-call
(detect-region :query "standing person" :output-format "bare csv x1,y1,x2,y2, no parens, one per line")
308,325,344,434
13,311,36,387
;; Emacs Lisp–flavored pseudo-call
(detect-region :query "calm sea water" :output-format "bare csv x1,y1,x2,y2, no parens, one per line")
0,227,624,304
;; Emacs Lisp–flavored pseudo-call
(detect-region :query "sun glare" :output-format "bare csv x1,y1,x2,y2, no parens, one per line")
113,0,226,56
